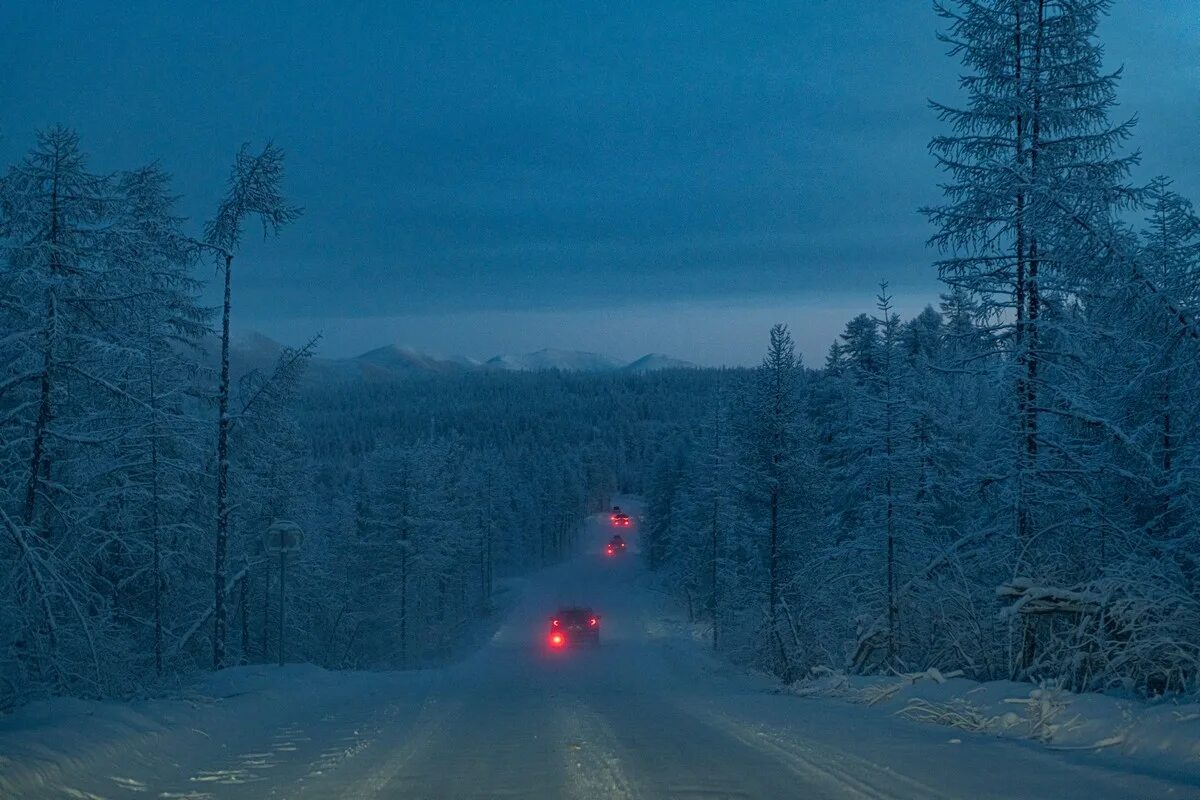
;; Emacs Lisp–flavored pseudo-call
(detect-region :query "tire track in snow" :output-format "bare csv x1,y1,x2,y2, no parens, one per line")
331,694,464,799
684,704,957,800
559,699,645,800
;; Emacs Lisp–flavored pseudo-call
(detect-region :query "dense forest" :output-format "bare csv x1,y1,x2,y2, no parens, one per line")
294,368,721,669
3,0,1199,712
644,2,1200,699
0,129,716,706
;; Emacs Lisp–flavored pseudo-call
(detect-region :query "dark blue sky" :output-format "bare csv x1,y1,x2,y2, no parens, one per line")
3,1,1196,364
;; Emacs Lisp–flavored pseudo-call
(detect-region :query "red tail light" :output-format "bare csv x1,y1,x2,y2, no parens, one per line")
552,618,560,627
606,545,614,555
589,617,598,627
549,632,565,647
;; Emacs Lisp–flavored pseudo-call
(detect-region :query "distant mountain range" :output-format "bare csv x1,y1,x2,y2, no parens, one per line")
225,334,697,380
484,348,622,372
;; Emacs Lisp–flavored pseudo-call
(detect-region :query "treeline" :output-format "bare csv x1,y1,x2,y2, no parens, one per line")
0,127,716,707
645,1,1200,698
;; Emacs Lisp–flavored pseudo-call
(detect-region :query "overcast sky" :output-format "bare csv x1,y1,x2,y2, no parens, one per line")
3,1,1197,365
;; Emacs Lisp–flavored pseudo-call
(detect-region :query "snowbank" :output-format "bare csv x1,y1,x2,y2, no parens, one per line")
0,664,405,797
791,667,1200,778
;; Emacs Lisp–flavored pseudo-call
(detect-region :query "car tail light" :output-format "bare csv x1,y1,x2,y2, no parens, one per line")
549,632,564,647
606,545,614,555
589,617,597,627
552,618,560,627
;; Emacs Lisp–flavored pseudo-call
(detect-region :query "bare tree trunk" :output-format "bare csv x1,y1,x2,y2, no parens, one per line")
709,402,722,651
1016,0,1046,677
479,512,487,612
1026,0,1044,502
24,293,55,531
1156,360,1173,555
213,253,233,669
484,514,494,610
486,511,494,604
769,484,789,677
768,488,779,622
23,167,62,674
886,471,897,665
261,556,270,659
149,354,163,676
240,568,250,665
881,294,899,667
1013,0,1030,557
399,528,409,668
24,160,61,533
710,497,720,651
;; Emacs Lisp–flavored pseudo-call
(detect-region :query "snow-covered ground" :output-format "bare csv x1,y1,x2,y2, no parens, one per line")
790,668,1200,780
2,499,1198,799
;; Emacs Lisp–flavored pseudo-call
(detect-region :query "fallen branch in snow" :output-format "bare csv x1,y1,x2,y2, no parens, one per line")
997,579,1102,617
858,669,966,706
1000,685,1080,742
897,697,994,731
896,683,1080,742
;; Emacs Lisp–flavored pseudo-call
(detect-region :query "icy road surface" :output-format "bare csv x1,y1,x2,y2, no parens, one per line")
5,501,1199,799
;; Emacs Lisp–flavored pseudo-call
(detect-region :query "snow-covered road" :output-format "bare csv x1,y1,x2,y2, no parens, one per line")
4,502,1199,799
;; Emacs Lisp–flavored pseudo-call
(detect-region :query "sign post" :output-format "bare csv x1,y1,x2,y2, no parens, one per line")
264,521,304,667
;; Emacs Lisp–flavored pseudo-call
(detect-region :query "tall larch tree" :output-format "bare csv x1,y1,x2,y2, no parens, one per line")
926,0,1136,674
202,142,299,669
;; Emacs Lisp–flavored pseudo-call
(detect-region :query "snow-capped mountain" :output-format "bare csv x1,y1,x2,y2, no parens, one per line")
225,331,295,374
441,353,484,368
485,348,624,373
623,353,698,372
354,344,468,375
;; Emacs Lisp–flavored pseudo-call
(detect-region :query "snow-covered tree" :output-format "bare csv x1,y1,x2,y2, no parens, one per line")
201,142,300,670
926,0,1138,676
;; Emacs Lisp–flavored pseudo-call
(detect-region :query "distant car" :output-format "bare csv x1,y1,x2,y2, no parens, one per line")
613,512,631,528
606,534,626,556
547,607,601,647
610,505,622,522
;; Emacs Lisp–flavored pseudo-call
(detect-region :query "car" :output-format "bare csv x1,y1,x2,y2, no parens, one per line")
605,534,626,556
547,607,601,647
613,512,631,527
